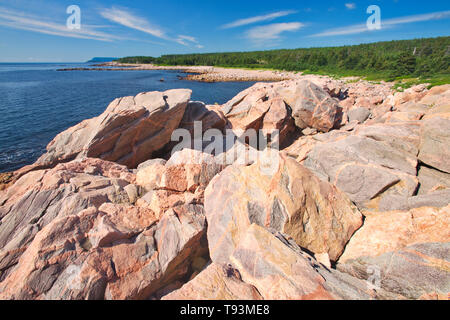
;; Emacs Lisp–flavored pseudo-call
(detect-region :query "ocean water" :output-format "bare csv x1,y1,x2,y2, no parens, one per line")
0,63,256,173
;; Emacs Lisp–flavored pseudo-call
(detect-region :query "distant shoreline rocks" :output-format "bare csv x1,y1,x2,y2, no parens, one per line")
56,62,304,82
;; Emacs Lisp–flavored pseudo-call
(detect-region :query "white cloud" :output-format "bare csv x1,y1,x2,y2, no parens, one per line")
311,10,450,37
100,7,201,47
345,3,356,10
384,10,450,25
176,35,204,48
176,35,197,45
221,10,297,29
246,22,304,43
178,35,198,43
100,7,166,39
0,6,119,42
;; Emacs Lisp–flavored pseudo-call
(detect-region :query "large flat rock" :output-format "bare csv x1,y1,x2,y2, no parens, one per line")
418,166,450,195
418,105,450,173
36,89,191,170
303,132,419,209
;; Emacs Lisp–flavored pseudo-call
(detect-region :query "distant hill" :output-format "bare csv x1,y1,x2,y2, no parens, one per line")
86,57,118,63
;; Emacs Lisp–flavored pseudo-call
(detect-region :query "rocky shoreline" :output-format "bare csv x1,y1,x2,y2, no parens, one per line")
58,62,321,83
0,75,448,300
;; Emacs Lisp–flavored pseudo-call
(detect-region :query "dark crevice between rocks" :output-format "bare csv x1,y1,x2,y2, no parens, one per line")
279,126,303,151
364,134,384,143
162,95,170,112
333,106,345,131
79,237,93,252
417,160,449,175
414,160,450,196
110,259,117,279
336,214,367,269
271,228,339,273
369,179,402,201
154,187,186,194
0,172,14,192
412,180,421,197
148,144,174,162
278,101,303,151
148,230,211,300
223,264,242,280
0,262,18,282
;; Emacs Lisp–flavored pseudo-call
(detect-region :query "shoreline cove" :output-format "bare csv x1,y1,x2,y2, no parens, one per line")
57,62,339,83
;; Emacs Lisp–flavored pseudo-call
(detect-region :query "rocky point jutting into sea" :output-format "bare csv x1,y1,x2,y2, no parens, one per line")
0,74,449,300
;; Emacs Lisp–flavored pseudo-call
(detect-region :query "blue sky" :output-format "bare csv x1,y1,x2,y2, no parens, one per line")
0,0,449,62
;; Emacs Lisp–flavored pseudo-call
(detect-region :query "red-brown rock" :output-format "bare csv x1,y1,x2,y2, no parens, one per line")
36,89,191,170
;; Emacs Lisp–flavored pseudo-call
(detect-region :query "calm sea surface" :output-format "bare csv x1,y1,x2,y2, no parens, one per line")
0,63,256,172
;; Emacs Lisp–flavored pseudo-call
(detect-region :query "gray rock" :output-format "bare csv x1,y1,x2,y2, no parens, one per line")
124,184,140,204
354,122,421,157
379,189,450,211
334,164,400,204
418,107,450,173
303,121,424,210
341,120,359,132
408,189,450,209
348,107,371,124
418,166,450,195
303,134,418,209
338,243,450,299
396,102,429,115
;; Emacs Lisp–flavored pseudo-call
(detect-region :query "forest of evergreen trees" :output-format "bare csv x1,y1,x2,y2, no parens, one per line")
118,37,450,82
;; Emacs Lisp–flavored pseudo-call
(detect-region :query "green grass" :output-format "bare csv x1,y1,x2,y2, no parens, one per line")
391,74,450,91
424,74,450,88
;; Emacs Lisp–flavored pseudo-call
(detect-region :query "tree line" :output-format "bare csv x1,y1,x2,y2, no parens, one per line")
117,37,450,81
